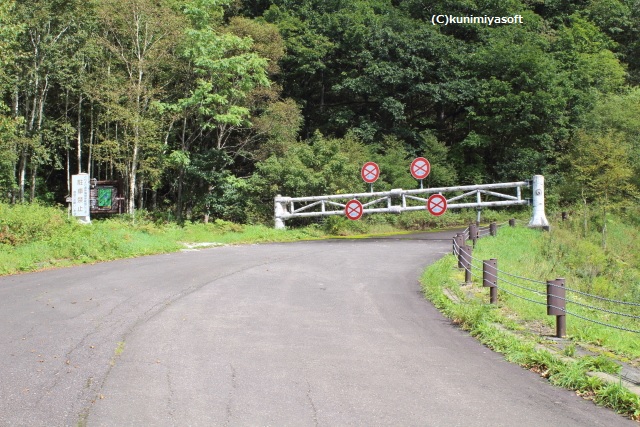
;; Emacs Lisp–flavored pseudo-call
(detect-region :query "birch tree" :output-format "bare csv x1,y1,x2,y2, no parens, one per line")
95,0,184,214
0,0,21,199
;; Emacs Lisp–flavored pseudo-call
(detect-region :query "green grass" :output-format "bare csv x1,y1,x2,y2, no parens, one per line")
0,202,526,276
467,224,640,359
0,203,330,275
421,217,640,420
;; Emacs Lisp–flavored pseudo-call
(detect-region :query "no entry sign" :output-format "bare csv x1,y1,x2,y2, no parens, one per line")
427,194,447,216
361,162,380,184
411,157,431,180
345,199,364,220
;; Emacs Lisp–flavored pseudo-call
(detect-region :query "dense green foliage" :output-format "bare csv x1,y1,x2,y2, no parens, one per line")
0,0,638,224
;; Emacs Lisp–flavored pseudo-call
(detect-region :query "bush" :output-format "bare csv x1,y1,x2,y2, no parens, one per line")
0,202,70,245
322,215,368,235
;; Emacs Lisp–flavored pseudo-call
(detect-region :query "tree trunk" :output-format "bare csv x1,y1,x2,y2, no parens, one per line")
601,194,608,250
29,162,37,202
77,95,83,173
152,189,157,211
176,116,187,222
128,145,138,214
18,150,27,202
582,187,588,238
87,102,94,177
176,168,184,222
11,86,19,203
137,178,144,211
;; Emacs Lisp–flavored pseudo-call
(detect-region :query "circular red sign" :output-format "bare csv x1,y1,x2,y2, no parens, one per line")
427,194,447,216
411,157,431,180
361,162,380,184
345,199,364,221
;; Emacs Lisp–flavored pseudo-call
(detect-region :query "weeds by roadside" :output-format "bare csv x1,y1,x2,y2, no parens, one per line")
421,219,640,420
0,202,525,276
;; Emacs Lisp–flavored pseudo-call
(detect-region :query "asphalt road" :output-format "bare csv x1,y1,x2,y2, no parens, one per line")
0,232,635,426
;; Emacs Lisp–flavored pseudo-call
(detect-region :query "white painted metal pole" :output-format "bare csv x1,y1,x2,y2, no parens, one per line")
528,175,550,229
274,195,286,229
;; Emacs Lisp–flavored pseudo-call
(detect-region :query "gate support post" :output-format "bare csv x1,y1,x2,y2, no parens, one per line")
274,195,287,229
528,175,550,230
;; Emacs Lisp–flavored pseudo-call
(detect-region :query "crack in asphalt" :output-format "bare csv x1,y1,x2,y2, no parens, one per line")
307,379,319,427
7,324,36,346
166,369,177,425
78,247,332,424
225,363,238,427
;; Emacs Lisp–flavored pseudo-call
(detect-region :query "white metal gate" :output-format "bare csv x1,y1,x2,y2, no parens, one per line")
274,175,549,229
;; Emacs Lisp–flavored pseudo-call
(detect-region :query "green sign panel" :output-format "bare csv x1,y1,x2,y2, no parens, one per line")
98,188,112,209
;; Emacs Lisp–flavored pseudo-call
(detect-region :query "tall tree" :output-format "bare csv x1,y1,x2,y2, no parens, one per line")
11,0,87,201
563,130,634,246
94,0,184,214
0,0,21,199
161,0,272,221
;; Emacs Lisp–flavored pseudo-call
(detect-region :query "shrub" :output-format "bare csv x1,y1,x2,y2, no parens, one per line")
0,203,70,245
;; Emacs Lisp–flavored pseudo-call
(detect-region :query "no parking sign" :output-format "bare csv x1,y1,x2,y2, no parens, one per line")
345,199,364,220
410,157,431,180
427,194,447,216
361,162,380,184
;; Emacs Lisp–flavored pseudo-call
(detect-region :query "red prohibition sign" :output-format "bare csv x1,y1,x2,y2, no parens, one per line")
361,162,380,184
411,157,431,180
345,199,364,221
427,194,447,216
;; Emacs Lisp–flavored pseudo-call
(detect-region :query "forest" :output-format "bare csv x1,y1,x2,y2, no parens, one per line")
0,0,638,224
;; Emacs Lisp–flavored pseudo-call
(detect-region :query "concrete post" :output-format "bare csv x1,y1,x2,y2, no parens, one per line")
528,175,550,230
71,173,91,224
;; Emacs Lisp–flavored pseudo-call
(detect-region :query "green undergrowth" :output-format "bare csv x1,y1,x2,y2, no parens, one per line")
421,218,640,420
0,203,325,275
470,224,640,359
0,202,526,276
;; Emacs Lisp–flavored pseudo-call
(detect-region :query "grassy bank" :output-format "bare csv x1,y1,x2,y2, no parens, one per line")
0,202,525,275
0,203,326,275
421,215,640,420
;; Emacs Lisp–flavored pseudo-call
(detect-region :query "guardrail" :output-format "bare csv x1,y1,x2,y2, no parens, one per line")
452,221,640,337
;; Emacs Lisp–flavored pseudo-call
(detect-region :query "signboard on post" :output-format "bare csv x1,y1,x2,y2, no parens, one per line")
71,173,90,222
345,199,364,220
361,162,380,184
410,157,431,180
427,194,447,216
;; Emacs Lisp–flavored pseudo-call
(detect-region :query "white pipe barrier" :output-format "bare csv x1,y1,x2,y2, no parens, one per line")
275,175,549,229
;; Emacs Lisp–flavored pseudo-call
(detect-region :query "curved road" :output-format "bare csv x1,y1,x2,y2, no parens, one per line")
0,232,634,426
